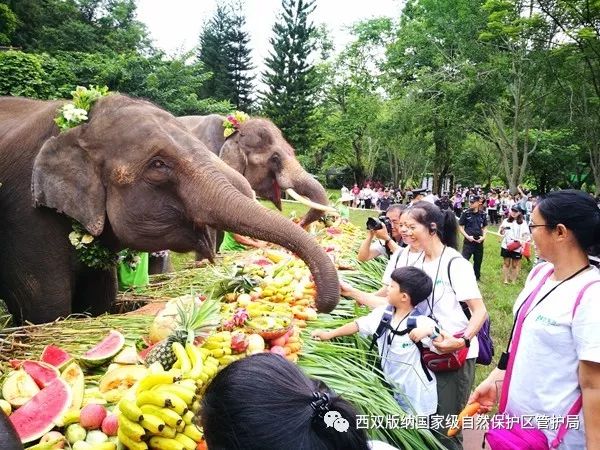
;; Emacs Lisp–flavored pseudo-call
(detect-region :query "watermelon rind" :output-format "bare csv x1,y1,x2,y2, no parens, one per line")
40,345,72,370
79,330,125,368
60,362,85,410
22,360,60,388
9,378,72,444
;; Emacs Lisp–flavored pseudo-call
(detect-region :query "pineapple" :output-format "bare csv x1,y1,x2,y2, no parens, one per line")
145,297,220,369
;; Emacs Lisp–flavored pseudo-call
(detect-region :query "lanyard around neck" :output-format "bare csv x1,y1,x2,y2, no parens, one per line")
422,246,446,321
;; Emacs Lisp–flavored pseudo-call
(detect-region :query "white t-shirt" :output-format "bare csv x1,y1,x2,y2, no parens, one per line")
356,306,438,416
369,240,387,259
382,246,425,285
507,264,600,449
413,247,482,360
500,219,530,252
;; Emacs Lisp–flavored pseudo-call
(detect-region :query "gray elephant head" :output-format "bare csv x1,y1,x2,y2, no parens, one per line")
31,95,339,312
178,114,334,227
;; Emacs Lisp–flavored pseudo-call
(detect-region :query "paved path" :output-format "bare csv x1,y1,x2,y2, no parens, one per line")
463,427,490,450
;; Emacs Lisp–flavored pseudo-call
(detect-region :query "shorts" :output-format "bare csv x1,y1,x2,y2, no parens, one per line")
501,247,522,259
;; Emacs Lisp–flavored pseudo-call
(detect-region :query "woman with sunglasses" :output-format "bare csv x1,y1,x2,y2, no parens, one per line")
470,190,600,449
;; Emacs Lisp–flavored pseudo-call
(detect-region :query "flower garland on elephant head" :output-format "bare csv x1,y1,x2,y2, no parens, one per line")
56,86,142,271
223,111,249,137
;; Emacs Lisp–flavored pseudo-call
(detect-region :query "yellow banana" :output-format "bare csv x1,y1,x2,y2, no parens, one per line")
148,436,184,450
172,358,181,369
165,392,189,415
137,372,181,394
191,400,201,413
174,432,197,450
202,341,225,351
172,342,191,374
140,404,183,429
156,425,177,439
136,390,174,409
176,419,186,433
88,443,116,450
118,414,146,441
183,423,203,442
117,430,148,450
140,413,166,434
198,348,211,360
119,398,144,422
185,343,204,380
182,410,195,425
210,348,224,358
218,355,237,366
155,384,197,406
176,378,199,393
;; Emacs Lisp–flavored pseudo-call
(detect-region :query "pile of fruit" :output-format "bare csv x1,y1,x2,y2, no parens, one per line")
0,221,364,449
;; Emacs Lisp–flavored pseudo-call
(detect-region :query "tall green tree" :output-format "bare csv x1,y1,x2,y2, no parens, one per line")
260,0,317,154
198,4,254,110
1,0,149,53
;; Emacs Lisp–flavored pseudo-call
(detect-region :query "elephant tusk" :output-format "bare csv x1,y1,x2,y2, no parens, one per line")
285,188,337,213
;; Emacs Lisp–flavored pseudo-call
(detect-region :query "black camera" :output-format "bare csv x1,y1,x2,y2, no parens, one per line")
366,215,393,237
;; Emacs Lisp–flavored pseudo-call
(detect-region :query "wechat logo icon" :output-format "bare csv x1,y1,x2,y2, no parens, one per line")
323,410,350,432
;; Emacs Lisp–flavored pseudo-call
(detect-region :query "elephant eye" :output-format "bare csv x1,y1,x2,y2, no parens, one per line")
150,159,166,169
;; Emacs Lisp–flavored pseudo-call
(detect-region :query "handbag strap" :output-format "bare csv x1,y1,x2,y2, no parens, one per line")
499,267,554,412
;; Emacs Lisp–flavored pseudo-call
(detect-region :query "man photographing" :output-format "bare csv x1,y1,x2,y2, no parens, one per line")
459,195,487,281
357,204,404,262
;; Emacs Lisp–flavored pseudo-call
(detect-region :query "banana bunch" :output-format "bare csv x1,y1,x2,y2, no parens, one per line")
245,300,292,318
201,331,232,360
117,369,204,450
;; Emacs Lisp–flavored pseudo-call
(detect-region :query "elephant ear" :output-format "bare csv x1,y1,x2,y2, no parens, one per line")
32,126,106,236
220,137,249,174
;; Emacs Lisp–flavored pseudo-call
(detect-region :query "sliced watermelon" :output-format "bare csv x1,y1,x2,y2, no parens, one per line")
21,361,60,388
9,378,72,444
79,330,125,367
40,345,72,370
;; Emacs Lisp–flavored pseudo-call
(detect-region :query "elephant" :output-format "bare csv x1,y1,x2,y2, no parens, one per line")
177,114,334,227
0,94,340,325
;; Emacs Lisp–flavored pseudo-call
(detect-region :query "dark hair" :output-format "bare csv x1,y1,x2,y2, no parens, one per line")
386,203,406,215
390,266,433,306
405,201,458,249
536,190,600,256
507,208,524,224
200,353,370,450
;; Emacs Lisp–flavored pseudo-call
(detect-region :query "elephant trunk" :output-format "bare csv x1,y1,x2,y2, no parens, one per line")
278,159,331,228
181,171,340,313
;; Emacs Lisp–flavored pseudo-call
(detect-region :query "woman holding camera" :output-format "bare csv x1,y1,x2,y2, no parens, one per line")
470,190,600,449
500,205,530,284
401,201,487,450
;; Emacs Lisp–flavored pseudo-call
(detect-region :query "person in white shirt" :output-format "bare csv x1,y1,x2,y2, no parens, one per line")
402,201,487,450
499,204,530,284
357,204,404,262
313,266,440,416
470,189,600,449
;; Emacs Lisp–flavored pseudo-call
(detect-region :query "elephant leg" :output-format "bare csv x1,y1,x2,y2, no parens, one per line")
148,254,172,274
73,268,117,316
0,257,73,325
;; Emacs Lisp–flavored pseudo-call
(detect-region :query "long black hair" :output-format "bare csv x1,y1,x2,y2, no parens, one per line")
200,353,370,450
405,201,459,249
536,189,600,258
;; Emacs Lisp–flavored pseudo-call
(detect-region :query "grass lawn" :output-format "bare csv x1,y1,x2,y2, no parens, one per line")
171,199,528,385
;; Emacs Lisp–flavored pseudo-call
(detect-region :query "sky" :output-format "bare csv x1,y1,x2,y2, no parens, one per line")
136,0,404,73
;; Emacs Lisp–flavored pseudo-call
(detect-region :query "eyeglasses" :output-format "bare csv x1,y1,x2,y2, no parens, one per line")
528,224,551,231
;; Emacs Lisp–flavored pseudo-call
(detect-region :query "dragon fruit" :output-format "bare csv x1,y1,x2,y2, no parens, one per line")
230,333,249,354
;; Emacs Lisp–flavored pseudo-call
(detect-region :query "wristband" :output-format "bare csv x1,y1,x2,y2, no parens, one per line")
430,326,440,340
461,336,471,348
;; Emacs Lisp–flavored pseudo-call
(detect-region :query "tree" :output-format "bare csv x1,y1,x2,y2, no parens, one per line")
260,0,317,154
386,0,490,194
1,0,150,53
0,3,17,45
198,4,253,111
474,0,554,193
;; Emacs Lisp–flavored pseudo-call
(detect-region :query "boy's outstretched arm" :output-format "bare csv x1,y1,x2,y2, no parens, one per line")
312,321,359,341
